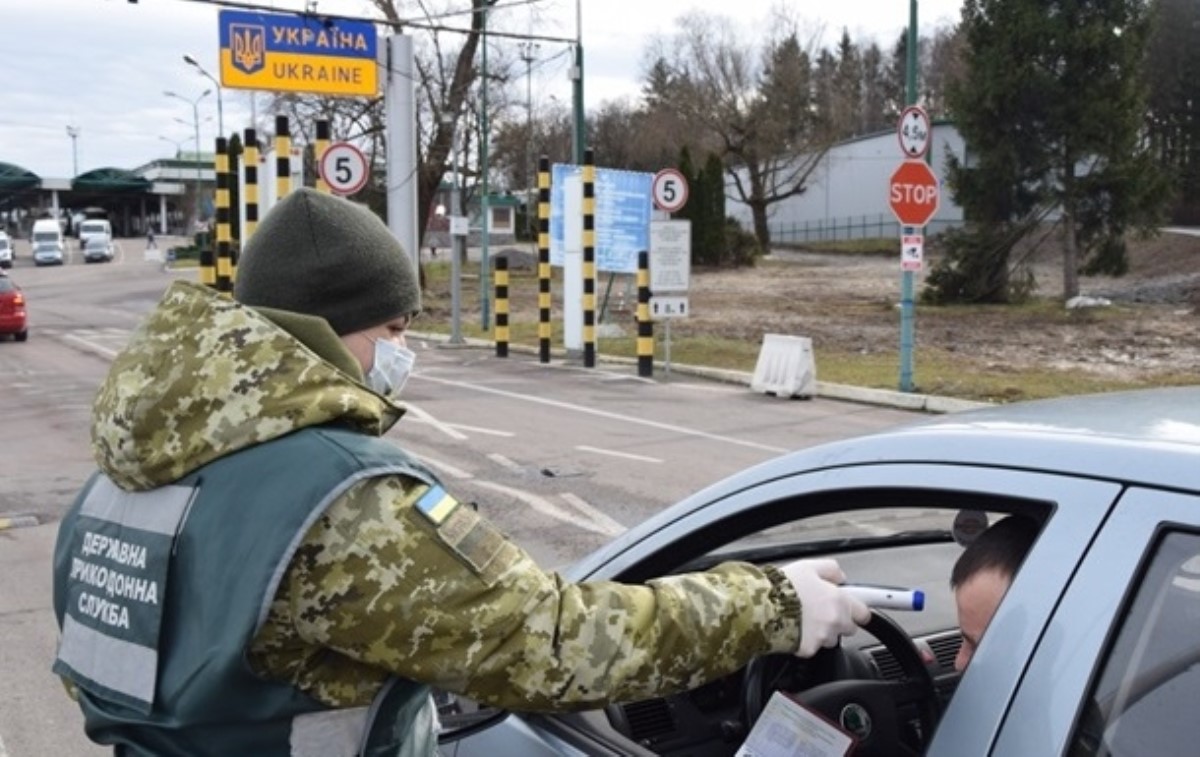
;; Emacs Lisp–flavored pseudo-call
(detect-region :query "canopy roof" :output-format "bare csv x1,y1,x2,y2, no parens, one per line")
72,167,151,193
0,162,40,192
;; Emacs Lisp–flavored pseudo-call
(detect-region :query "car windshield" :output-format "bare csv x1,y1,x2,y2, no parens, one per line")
33,232,58,242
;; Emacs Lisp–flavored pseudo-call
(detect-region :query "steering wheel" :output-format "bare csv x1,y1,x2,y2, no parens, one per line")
743,610,940,757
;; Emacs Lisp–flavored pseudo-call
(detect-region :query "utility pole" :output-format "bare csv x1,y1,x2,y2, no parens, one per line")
183,54,224,139
65,125,80,177
571,0,585,164
165,89,212,233
519,41,539,240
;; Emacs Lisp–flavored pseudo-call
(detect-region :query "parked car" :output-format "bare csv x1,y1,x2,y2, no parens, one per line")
83,236,114,263
0,271,28,341
435,387,1200,756
0,231,12,268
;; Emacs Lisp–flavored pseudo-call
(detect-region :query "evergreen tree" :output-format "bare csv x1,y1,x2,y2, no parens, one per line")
1146,0,1200,222
930,0,1171,303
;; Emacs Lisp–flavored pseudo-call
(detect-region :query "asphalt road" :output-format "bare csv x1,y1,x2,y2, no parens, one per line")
0,236,922,756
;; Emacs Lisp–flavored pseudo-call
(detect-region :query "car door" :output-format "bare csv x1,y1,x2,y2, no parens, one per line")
991,487,1200,756
583,462,1121,757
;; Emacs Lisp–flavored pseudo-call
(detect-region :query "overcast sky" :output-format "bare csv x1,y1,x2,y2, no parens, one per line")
1,0,963,179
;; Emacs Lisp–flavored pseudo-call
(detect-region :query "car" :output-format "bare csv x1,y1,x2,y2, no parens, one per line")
83,236,114,263
0,271,28,341
435,387,1200,756
32,241,64,266
0,232,12,268
78,218,112,248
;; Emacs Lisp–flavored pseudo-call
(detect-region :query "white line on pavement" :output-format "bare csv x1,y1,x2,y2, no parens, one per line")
62,334,118,360
418,375,789,454
473,480,617,537
410,453,473,480
444,423,514,437
575,445,662,464
402,403,469,441
0,732,8,757
487,453,524,474
559,492,626,537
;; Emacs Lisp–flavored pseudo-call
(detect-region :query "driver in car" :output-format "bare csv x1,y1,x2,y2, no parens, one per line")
951,515,1040,671
51,188,871,757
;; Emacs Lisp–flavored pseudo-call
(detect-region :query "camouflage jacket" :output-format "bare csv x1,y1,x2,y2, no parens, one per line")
90,281,802,712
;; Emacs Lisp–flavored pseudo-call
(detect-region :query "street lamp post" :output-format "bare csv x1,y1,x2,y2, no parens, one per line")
183,54,224,139
165,89,211,232
66,125,80,177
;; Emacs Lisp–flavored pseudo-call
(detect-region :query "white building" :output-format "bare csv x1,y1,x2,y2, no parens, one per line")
726,122,967,243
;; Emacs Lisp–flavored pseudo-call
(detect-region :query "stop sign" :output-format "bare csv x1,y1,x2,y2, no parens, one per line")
889,160,940,227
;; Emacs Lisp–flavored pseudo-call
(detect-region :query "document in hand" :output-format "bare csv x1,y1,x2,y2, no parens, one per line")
735,691,856,757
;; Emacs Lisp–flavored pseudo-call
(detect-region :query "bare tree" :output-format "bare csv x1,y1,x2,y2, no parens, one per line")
659,11,833,251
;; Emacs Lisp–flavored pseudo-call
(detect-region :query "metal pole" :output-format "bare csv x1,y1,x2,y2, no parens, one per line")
572,0,585,164
449,119,464,345
521,42,538,240
480,8,492,331
66,125,80,177
184,56,224,139
192,100,202,229
899,0,918,393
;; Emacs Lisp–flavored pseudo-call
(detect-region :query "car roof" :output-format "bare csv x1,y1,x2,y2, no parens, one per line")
754,386,1200,491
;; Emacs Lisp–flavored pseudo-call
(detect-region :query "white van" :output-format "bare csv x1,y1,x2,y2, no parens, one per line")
31,218,65,266
79,219,112,247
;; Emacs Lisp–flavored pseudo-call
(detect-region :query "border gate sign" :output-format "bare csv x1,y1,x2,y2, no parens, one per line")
218,9,378,97
550,165,653,273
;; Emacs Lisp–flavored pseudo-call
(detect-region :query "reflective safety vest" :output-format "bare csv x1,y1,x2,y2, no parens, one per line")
52,426,441,756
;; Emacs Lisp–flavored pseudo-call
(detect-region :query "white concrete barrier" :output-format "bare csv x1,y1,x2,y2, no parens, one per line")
751,334,816,399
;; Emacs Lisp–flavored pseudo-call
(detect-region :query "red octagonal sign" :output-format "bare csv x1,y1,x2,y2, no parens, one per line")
889,160,940,227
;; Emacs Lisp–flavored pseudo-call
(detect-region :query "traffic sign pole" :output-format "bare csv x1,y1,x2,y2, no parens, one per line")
900,0,919,394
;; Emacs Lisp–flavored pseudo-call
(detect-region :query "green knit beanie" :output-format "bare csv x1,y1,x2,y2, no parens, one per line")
234,187,421,335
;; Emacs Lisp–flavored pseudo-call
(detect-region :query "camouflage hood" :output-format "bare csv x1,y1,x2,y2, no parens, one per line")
92,280,403,491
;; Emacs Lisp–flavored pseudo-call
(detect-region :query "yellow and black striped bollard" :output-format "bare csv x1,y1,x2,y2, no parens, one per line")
315,119,331,194
214,137,233,293
494,256,509,357
637,250,653,377
242,128,260,266
582,148,596,368
538,155,551,364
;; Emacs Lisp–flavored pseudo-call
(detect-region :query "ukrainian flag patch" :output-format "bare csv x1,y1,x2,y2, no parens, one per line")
415,485,459,525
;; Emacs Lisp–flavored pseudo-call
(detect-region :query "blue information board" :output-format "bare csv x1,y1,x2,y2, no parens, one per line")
550,165,653,274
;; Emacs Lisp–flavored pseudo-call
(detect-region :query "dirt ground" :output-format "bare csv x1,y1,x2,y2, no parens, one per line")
677,230,1200,386
426,229,1199,395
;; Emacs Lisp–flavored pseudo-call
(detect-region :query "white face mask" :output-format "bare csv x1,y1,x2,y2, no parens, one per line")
366,339,416,397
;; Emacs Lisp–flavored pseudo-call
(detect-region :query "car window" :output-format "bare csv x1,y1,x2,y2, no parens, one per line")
0,278,14,293
1068,529,1200,756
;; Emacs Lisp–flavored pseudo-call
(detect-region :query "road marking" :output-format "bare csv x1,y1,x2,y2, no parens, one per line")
575,445,662,464
402,403,468,441
61,334,118,360
473,480,618,537
444,422,514,437
410,453,473,480
559,492,625,537
0,732,7,757
419,375,789,454
487,453,524,474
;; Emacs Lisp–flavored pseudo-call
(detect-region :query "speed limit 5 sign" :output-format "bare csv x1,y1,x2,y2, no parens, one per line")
652,168,689,213
319,142,370,196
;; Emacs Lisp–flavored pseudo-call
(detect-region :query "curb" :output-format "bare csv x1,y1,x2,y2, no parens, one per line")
413,331,993,414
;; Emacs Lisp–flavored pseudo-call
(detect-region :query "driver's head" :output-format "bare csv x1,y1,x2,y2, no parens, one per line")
950,516,1038,672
